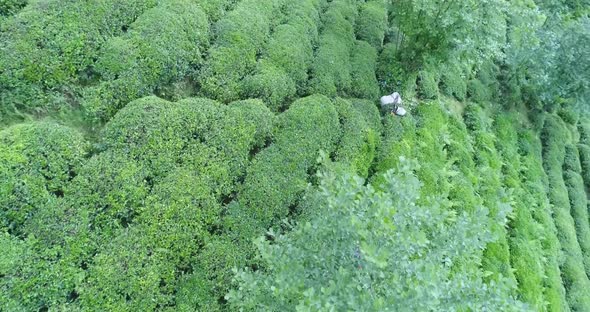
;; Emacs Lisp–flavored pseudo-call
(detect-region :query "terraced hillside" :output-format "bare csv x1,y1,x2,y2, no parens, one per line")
1,0,590,311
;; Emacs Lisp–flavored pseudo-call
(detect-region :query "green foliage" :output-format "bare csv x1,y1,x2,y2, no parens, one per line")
333,98,381,178
228,99,275,148
0,0,159,119
240,0,321,111
493,114,547,309
562,144,590,279
196,0,240,22
0,229,84,311
200,0,287,102
78,169,220,310
0,0,26,16
0,122,87,235
541,114,590,311
306,0,357,97
440,63,467,101
101,96,257,193
239,95,340,227
393,0,507,71
349,40,380,100
83,0,210,121
576,143,590,189
464,103,517,287
376,43,405,93
517,130,569,311
372,110,417,186
579,118,590,145
355,1,387,49
417,69,439,100
228,162,526,311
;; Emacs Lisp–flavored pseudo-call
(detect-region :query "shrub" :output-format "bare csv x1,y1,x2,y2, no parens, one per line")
493,114,547,309
228,162,526,311
78,168,220,310
413,101,450,196
239,95,340,227
464,104,517,287
564,144,582,173
578,118,590,145
102,96,258,194
541,114,590,311
240,0,321,110
355,1,387,49
83,0,210,121
372,113,417,185
0,0,159,116
240,62,297,112
518,129,569,311
0,230,84,311
0,0,26,16
228,99,275,148
563,169,590,279
200,0,287,102
417,69,439,99
440,63,468,101
467,79,492,103
349,40,380,100
577,143,590,188
0,122,87,235
306,0,357,96
333,98,381,178
376,43,405,93
196,0,240,22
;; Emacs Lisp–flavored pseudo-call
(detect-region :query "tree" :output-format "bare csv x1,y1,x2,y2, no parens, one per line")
228,160,527,311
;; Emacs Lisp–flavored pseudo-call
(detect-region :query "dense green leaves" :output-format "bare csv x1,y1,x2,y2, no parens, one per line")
239,94,340,227
0,122,87,235
200,0,287,103
228,162,526,311
240,0,321,111
541,114,590,310
83,0,210,121
0,0,160,120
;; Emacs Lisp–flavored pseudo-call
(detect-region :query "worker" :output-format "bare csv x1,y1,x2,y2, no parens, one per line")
380,92,406,117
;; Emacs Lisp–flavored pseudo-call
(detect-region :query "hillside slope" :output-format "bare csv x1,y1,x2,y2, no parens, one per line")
1,0,590,311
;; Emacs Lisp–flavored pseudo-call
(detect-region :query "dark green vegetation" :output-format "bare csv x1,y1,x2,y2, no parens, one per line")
1,0,590,311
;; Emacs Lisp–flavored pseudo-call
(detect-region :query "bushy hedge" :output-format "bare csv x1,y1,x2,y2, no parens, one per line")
576,143,590,189
440,63,468,101
518,129,569,311
228,99,275,148
417,69,439,99
541,114,590,310
0,0,159,117
83,0,210,121
240,0,321,111
0,0,26,16
0,227,86,311
349,40,380,100
562,144,590,278
0,122,87,235
372,111,417,186
78,169,220,310
355,1,387,49
101,96,258,195
493,114,546,309
333,98,381,178
238,94,340,227
229,162,526,311
463,103,517,288
306,0,357,97
200,0,287,103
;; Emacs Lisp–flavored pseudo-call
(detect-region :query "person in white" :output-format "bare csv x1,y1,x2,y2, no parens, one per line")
380,92,406,117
